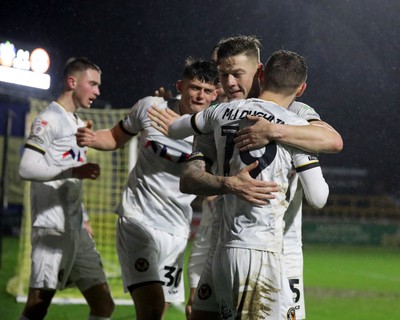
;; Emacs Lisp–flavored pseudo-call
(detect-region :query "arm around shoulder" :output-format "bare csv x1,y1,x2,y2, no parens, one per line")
180,159,279,205
168,114,196,139
77,122,132,150
273,121,343,154
234,116,343,154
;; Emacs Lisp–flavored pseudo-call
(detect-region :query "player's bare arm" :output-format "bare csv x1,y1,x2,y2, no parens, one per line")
233,116,273,151
76,123,132,150
148,105,180,136
180,159,279,205
234,115,343,153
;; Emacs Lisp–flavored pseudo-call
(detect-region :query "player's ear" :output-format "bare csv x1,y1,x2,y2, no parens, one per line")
296,83,307,97
256,64,264,79
259,67,265,86
212,88,218,101
176,80,183,94
67,75,77,89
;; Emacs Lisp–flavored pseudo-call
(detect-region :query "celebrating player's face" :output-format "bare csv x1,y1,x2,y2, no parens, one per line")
72,69,101,109
218,54,261,101
179,78,218,114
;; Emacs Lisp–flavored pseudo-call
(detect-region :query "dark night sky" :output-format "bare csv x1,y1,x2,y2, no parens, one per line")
1,0,399,193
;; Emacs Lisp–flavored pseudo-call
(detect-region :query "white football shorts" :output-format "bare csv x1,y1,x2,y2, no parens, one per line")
213,246,296,320
30,227,107,292
116,216,187,303
284,245,305,319
191,211,222,313
188,232,211,289
188,197,215,288
191,251,219,312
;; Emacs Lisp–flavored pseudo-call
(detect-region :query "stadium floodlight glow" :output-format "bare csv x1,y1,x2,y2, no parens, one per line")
0,40,51,90
0,65,51,89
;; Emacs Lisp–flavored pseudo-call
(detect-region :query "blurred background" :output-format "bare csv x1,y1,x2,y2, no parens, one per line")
0,1,399,318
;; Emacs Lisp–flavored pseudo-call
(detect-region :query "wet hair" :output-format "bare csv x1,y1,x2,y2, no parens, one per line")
62,57,101,80
216,35,262,63
182,57,219,85
262,50,307,94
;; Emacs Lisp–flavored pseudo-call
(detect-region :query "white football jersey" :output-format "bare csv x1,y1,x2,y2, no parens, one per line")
25,101,87,231
288,101,320,121
115,97,196,237
190,98,320,252
283,101,321,253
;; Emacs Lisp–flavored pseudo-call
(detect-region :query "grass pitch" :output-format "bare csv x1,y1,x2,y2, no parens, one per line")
1,237,399,319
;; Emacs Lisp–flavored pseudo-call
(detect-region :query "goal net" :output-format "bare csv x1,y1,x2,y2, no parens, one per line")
7,98,136,304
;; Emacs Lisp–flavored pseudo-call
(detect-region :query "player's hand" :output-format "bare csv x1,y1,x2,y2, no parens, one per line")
72,162,100,180
148,105,180,136
76,121,96,147
224,161,279,205
185,303,192,320
85,119,93,129
185,287,196,320
234,115,274,151
154,86,174,99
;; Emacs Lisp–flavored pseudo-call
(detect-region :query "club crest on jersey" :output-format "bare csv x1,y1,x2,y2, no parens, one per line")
197,283,212,300
135,258,149,272
287,307,296,320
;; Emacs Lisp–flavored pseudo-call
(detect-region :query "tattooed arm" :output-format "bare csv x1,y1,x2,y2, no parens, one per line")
180,159,279,205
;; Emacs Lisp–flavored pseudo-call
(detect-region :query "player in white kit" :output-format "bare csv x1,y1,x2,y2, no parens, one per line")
18,58,115,320
150,45,231,320
281,102,323,318
151,35,342,320
76,59,219,320
177,50,330,319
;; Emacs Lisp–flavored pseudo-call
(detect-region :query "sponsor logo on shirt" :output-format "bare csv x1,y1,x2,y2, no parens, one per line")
62,149,84,162
308,155,318,161
145,140,190,163
29,135,45,145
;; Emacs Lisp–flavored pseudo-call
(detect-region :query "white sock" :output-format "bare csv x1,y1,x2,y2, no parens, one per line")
19,315,30,320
